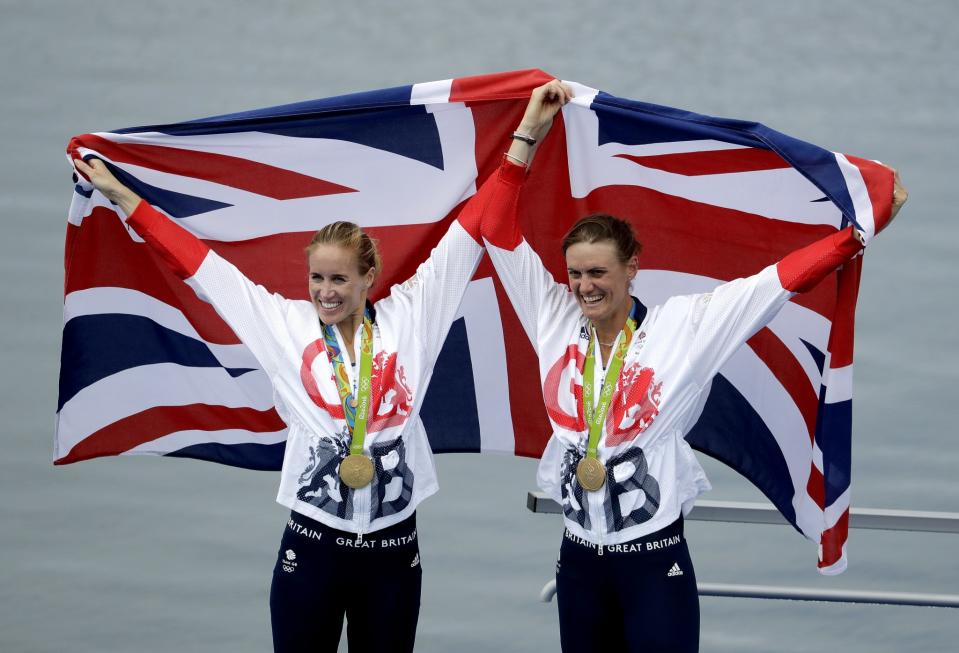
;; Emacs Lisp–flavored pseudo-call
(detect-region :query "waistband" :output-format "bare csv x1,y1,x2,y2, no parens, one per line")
285,510,417,549
562,517,685,557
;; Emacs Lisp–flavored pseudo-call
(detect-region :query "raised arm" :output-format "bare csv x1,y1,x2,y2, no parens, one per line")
688,171,908,386
482,81,583,345
73,157,293,375
376,154,530,365
376,82,578,361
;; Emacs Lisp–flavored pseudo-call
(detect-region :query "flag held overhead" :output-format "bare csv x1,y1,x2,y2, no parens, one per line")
59,69,892,574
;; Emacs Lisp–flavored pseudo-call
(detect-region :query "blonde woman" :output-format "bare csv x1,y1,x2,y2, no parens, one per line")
72,150,528,652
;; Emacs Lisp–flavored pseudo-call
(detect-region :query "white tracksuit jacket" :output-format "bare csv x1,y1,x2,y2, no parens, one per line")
484,162,868,547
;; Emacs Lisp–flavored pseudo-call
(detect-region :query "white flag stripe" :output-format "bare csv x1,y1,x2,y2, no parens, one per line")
763,305,831,394
824,487,851,528
410,78,453,105
456,278,515,453
563,81,599,110
104,146,472,238
823,364,854,404
834,152,876,243
719,346,824,537
63,287,260,370
56,363,275,457
795,495,828,542
812,441,825,471
124,428,288,456
722,344,815,477
431,101,479,208
66,179,94,227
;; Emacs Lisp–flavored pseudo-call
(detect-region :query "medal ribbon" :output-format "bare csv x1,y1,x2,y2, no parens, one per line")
322,311,374,456
582,302,639,460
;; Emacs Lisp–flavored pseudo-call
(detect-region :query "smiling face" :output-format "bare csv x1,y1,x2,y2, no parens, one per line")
565,239,637,330
307,244,375,326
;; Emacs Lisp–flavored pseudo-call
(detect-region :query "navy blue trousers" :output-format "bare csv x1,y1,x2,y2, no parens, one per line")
269,511,422,653
556,518,700,652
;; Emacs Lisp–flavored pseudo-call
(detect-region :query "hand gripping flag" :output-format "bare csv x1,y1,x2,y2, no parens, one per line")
59,69,893,573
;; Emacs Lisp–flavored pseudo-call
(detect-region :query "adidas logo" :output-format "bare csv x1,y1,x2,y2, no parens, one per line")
411,553,420,568
667,562,683,577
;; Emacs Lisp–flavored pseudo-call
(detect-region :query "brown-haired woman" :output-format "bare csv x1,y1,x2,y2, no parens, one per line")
483,81,908,652
72,152,528,652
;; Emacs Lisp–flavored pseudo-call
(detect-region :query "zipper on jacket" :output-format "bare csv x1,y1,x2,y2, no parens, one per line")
354,477,372,543
590,484,607,557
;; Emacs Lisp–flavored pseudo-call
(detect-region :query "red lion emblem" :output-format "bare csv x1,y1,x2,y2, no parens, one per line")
300,341,413,433
543,347,662,445
606,363,662,446
367,351,413,432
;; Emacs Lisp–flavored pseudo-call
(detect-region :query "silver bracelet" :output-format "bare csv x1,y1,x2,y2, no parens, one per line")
511,131,537,146
505,152,528,167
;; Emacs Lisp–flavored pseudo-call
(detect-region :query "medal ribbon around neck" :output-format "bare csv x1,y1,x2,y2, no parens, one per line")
322,310,374,456
582,301,640,461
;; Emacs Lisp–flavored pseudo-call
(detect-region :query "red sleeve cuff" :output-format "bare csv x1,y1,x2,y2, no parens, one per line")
776,227,864,293
126,200,210,279
457,157,528,246
831,226,866,258
498,155,529,185
477,158,526,249
126,199,162,231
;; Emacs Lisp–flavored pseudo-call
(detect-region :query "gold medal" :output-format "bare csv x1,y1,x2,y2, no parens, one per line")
339,453,375,488
576,457,606,492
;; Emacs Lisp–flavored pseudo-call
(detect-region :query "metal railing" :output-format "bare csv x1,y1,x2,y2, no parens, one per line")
528,492,959,608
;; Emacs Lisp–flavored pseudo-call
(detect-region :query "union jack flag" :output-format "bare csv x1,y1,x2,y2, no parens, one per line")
59,69,892,573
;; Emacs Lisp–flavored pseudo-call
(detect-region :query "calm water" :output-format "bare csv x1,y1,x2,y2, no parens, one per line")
2,1,957,651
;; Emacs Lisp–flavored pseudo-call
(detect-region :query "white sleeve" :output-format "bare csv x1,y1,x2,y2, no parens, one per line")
187,252,297,377
486,239,580,349
377,221,484,364
685,264,792,387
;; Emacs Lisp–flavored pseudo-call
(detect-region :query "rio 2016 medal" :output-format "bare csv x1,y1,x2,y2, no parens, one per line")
576,457,606,491
340,454,375,488
579,309,640,495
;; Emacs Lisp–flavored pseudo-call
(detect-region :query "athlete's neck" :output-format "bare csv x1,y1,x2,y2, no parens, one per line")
339,311,365,362
594,295,634,346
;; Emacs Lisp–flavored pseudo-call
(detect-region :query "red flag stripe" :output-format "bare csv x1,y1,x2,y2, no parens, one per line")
615,147,791,176
825,255,863,368
806,462,826,510
450,69,553,104
72,133,357,200
746,327,819,442
819,509,850,569
844,155,894,235
556,184,841,318
55,404,286,465
65,210,246,344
